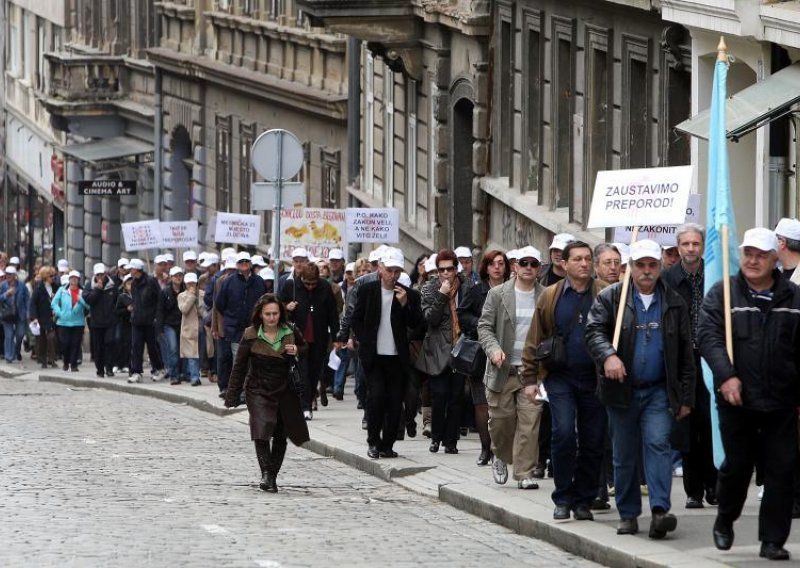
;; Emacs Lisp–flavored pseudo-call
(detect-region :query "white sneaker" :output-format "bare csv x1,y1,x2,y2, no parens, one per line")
128,373,143,384
112,366,120,374
518,478,540,490
303,410,313,421
492,458,508,485
673,466,683,477
758,485,764,501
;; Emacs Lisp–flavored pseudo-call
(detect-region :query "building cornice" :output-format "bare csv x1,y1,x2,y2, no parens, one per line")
661,0,743,36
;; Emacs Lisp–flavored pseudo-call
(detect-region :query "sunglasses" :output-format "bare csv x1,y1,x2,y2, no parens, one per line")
517,259,540,268
437,265,457,274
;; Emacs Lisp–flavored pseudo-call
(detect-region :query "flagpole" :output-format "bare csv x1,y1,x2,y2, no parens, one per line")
612,226,639,350
718,37,734,363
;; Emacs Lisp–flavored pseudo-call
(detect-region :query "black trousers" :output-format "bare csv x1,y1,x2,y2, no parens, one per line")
131,324,162,374
717,405,797,545
366,355,406,451
59,326,84,368
681,375,717,500
429,367,464,446
90,326,113,374
300,341,327,411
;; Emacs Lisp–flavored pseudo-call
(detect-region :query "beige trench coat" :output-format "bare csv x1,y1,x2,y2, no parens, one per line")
177,289,201,358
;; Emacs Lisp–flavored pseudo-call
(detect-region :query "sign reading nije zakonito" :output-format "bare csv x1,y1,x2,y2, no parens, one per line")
345,208,400,243
587,166,694,229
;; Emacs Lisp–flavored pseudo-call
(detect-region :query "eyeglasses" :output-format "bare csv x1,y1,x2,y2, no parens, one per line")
437,265,456,274
517,259,540,268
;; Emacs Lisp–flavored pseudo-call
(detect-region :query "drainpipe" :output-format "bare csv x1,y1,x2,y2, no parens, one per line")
347,37,361,185
153,7,163,218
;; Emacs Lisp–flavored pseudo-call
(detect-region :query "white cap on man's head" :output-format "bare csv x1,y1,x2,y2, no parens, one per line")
236,251,252,264
345,262,355,273
9,256,20,265
741,227,779,253
260,267,275,281
221,247,237,259
328,248,345,261
774,218,800,241
154,255,167,264
5,266,17,275
424,253,438,273
454,246,472,259
67,270,80,279
398,272,412,287
117,258,129,268
198,252,210,262
629,240,663,262
291,247,309,259
129,259,145,271
122,274,132,284
251,255,266,267
93,263,106,276
506,249,520,261
164,253,175,263
200,254,219,268
368,249,381,263
183,250,198,262
382,249,405,269
169,266,184,276
57,259,69,272
516,246,542,263
549,233,576,250
184,272,198,284
60,274,69,286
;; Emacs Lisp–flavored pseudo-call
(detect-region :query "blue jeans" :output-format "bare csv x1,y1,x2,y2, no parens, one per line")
185,357,200,384
607,384,673,519
3,321,23,362
159,326,180,379
216,338,233,391
333,348,350,394
547,375,607,508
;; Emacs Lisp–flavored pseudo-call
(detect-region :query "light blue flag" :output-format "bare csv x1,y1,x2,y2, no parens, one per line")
703,57,739,469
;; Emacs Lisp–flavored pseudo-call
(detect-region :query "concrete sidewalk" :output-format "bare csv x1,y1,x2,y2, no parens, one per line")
22,363,796,568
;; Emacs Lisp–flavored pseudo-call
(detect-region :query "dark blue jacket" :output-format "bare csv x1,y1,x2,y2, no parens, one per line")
215,271,267,343
130,274,161,326
0,279,29,323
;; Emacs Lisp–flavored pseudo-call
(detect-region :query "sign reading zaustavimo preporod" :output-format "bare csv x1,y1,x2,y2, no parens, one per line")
214,212,262,245
587,166,693,229
345,208,400,243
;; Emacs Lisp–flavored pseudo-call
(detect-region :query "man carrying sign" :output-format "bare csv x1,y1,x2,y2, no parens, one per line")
585,239,695,539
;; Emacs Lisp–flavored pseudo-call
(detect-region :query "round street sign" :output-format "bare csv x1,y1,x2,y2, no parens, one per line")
251,129,304,182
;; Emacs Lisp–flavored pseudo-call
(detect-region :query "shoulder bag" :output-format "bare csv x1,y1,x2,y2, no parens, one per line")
535,291,591,372
450,335,487,379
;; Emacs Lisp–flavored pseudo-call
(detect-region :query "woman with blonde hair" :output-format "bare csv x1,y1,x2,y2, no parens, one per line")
29,266,58,368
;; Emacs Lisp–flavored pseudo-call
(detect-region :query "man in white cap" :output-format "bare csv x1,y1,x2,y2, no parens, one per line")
183,251,199,276
585,239,695,539
352,248,423,459
83,262,119,377
153,255,169,290
700,227,800,560
112,258,130,286
455,246,479,286
774,217,800,285
126,259,165,383
57,259,70,276
277,247,310,292
662,245,680,269
539,233,575,286
0,265,28,364
157,266,186,385
367,245,389,272
164,253,175,269
328,249,346,283
506,249,519,276
250,255,267,277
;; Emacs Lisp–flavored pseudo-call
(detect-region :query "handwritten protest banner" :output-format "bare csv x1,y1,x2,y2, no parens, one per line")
279,208,346,259
613,194,701,246
587,166,693,229
214,212,261,245
345,208,399,243
160,220,198,248
121,220,164,251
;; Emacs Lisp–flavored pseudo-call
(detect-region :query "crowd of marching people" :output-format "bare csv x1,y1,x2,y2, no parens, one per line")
3,217,800,560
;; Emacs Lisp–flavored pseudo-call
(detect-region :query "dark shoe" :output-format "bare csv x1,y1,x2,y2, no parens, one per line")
553,504,570,520
367,446,380,459
333,391,344,401
269,475,278,493
361,419,368,430
705,486,719,506
760,542,790,561
70,366,79,372
444,446,458,454
259,472,271,491
476,448,493,466
170,379,181,385
357,401,364,410
459,426,468,437
218,389,227,399
686,496,704,509
190,380,201,386
406,422,417,438
712,517,734,551
573,505,594,521
532,464,546,479
617,518,639,535
379,449,398,458
319,389,328,407
62,363,69,371
590,498,611,511
96,371,105,378
649,510,677,539
429,441,440,453
106,370,115,378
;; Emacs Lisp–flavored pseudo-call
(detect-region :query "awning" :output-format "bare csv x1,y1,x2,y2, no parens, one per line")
61,136,154,164
677,61,800,141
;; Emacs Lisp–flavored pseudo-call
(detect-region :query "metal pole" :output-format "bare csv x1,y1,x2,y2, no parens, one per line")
274,131,284,294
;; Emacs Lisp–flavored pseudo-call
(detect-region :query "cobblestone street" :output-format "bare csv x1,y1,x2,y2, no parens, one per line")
0,377,600,567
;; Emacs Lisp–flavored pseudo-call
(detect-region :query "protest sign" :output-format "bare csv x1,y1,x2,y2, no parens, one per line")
160,220,199,248
121,220,164,251
345,208,400,243
214,212,261,245
613,194,701,246
279,208,346,259
587,166,693,229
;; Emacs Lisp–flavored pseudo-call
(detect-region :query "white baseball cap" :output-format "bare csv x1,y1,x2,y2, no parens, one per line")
345,262,355,273
5,266,17,275
92,263,106,275
198,252,210,262
117,258,129,268
67,270,80,279
774,218,800,241
200,254,220,268
122,274,132,284
154,255,167,264
9,256,20,265
549,233,576,250
251,255,266,267
398,272,412,287
290,247,309,259
629,240,663,262
454,246,472,259
235,251,252,264
169,266,184,276
741,227,779,253
183,250,198,262
184,272,198,284
506,249,520,261
381,249,405,269
328,248,345,261
129,259,145,271
260,267,275,281
164,253,175,263
60,274,69,286
221,247,237,259
57,259,69,272
516,246,542,263
423,253,438,273
662,244,678,251
368,249,382,263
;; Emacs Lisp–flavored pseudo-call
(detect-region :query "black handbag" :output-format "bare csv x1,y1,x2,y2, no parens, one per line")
287,357,305,399
450,335,487,379
0,296,17,323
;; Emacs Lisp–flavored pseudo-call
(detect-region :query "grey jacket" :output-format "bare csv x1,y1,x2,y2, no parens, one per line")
415,274,470,376
478,278,544,393
336,271,379,343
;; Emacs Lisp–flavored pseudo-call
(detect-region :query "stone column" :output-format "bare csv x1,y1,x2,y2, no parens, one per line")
83,165,102,276
65,160,85,272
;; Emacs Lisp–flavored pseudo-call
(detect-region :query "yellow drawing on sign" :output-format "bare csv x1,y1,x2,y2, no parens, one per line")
309,221,341,242
284,225,309,239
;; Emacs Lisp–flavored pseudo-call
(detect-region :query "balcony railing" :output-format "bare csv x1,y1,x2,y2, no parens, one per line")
45,52,125,101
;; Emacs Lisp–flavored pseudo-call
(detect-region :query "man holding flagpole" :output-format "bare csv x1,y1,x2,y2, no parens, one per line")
699,228,800,561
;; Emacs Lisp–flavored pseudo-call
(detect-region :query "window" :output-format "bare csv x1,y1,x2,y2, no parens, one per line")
584,26,611,226
406,79,418,224
552,18,575,210
240,122,256,213
364,51,375,196
428,81,437,237
36,18,46,90
8,12,19,76
622,35,651,168
494,1,514,178
216,115,232,212
522,9,542,196
241,0,255,15
321,148,341,209
270,0,284,20
384,64,395,207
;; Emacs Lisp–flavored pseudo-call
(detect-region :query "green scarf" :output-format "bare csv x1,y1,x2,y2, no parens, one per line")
257,324,293,350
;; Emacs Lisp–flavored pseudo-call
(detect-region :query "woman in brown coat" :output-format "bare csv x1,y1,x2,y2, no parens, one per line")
224,294,309,492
